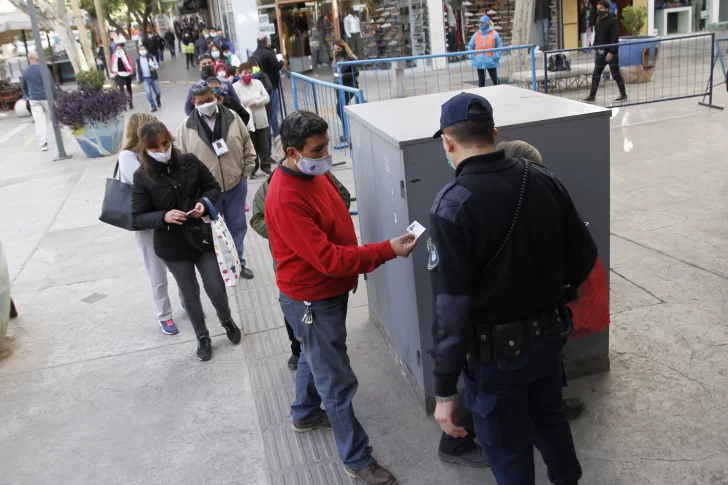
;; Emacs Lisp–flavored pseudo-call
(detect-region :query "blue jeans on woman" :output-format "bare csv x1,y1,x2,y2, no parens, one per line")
142,77,161,109
279,291,374,470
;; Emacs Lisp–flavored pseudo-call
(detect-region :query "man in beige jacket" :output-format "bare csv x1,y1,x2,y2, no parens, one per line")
177,80,258,279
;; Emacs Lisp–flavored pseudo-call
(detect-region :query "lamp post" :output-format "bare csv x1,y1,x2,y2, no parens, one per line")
26,0,69,160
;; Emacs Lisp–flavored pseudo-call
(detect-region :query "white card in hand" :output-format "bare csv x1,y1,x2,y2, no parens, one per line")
407,221,426,238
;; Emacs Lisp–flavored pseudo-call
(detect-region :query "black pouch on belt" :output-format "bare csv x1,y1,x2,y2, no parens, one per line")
475,324,494,364
546,306,573,339
492,320,528,358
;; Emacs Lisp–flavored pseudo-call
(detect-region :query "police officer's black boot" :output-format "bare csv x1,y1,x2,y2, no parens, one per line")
438,440,490,468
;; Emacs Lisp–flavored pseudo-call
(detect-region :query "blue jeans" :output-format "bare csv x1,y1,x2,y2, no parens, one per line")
463,336,582,485
279,292,374,470
215,179,247,267
270,88,280,138
142,77,161,109
537,18,550,48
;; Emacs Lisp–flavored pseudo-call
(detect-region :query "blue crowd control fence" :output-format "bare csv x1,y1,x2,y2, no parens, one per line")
541,32,722,110
290,71,365,156
335,45,537,102
715,38,728,91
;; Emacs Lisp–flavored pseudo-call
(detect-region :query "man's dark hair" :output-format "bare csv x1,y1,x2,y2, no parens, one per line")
239,61,255,72
597,0,610,9
281,111,329,152
191,80,213,97
199,53,213,63
443,103,495,147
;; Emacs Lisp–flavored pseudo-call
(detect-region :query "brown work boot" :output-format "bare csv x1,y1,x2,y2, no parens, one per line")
344,461,396,485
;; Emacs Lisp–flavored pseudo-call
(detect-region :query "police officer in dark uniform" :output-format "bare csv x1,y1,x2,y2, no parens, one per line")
428,92,597,485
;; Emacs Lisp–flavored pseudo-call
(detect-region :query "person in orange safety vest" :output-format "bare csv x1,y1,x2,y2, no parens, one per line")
467,15,503,87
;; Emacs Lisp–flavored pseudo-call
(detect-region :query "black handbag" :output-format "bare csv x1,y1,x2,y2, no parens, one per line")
99,162,137,231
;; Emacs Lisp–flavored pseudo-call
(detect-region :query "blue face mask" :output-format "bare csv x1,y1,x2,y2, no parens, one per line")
213,87,222,96
480,23,487,31
443,136,455,170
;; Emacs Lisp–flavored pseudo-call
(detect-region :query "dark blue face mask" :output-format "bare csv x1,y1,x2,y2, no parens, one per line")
213,87,222,96
480,23,487,30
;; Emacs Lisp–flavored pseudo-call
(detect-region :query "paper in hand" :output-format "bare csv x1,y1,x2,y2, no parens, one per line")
407,221,426,239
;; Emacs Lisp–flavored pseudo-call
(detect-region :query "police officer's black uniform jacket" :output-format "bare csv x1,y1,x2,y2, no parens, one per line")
427,150,598,397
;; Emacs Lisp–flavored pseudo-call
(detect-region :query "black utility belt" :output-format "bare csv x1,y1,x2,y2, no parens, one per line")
471,307,573,364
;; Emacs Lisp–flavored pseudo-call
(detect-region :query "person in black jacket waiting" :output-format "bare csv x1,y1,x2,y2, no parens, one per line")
131,120,242,362
584,0,627,103
206,77,251,127
252,35,284,139
331,39,359,126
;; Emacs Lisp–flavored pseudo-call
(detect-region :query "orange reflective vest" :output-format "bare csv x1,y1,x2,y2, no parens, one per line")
474,30,496,57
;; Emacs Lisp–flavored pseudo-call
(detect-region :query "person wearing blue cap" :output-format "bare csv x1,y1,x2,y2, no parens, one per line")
428,92,597,485
467,15,503,87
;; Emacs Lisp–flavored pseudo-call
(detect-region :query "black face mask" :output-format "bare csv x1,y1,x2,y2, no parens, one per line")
202,65,215,77
335,51,344,57
598,9,608,16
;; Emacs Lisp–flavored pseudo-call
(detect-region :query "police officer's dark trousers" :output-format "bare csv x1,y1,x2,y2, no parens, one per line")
463,335,582,485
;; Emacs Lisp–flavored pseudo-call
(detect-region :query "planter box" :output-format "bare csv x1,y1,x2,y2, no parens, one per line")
619,36,662,84
74,116,124,158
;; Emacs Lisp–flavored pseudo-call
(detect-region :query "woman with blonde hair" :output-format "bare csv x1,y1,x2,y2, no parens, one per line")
331,39,359,124
496,140,543,164
119,113,179,336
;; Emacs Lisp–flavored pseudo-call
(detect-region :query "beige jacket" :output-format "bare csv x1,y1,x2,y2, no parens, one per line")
233,79,270,130
176,105,257,192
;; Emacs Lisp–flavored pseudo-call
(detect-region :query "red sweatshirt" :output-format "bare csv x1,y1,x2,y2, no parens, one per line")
265,165,396,301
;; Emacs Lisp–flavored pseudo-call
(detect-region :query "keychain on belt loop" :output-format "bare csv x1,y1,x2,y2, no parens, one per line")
302,301,314,325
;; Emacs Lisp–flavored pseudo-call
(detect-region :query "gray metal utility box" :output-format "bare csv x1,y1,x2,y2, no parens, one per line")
346,85,611,414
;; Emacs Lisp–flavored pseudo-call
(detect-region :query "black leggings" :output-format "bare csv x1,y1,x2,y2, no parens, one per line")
477,68,499,87
114,75,133,106
185,53,195,68
336,91,356,122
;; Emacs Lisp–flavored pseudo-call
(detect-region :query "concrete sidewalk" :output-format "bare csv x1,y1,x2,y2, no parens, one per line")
1,53,728,485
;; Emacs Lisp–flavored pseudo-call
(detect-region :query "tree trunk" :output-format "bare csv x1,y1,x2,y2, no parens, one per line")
8,0,88,73
69,0,97,69
512,0,536,71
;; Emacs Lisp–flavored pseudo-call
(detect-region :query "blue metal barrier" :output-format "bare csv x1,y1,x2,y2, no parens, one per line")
541,32,722,109
290,72,365,154
335,45,537,102
715,38,728,91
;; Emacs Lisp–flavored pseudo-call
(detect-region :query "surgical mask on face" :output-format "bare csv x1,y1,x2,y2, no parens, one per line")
147,145,172,163
204,33,210,38
224,52,231,59
479,23,488,31
442,135,455,170
210,32,217,38
217,74,227,82
116,49,123,55
211,51,220,59
294,151,333,176
139,49,147,56
241,74,253,84
196,100,218,117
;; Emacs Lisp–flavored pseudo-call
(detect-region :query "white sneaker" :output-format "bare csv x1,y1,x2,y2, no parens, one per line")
463,0,472,5
464,11,474,16
41,143,48,151
487,9,497,14
382,23,392,28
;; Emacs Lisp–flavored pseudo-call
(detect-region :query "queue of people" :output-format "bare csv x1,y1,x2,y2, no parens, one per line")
107,24,601,485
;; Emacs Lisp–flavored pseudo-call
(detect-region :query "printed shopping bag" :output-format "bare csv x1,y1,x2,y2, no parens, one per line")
202,197,241,287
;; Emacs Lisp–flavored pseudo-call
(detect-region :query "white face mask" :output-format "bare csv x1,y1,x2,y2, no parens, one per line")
196,100,218,117
147,145,172,163
139,49,147,56
116,49,123,55
294,151,333,176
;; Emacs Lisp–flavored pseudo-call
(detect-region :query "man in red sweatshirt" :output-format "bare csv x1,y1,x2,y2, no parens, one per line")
265,111,417,485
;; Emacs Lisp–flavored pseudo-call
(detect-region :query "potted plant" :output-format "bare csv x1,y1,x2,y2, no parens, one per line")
619,6,661,84
54,70,128,158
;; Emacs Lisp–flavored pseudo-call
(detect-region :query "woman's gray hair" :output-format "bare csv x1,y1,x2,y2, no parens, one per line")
497,140,543,164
